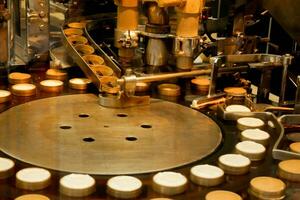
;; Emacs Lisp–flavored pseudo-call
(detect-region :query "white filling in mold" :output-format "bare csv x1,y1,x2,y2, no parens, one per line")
60,174,95,190
225,105,251,112
219,154,251,168
16,167,51,183
153,172,187,187
107,176,142,192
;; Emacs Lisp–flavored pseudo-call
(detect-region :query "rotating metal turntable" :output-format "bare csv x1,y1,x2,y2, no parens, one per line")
0,94,222,175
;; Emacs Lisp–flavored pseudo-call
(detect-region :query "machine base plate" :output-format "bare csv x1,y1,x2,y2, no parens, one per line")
0,94,222,175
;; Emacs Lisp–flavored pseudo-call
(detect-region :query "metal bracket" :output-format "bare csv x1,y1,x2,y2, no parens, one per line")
173,36,200,57
99,73,150,108
122,73,137,96
99,92,150,108
115,29,139,49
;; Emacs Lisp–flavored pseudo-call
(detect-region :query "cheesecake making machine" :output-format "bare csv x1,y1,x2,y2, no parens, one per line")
0,0,300,199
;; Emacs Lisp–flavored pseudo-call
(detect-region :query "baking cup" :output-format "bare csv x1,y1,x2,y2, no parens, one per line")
99,76,120,94
0,157,14,179
63,28,83,36
83,55,105,66
190,164,224,186
205,190,242,200
16,167,51,191
8,72,31,84
158,84,181,97
69,78,91,90
237,117,265,131
0,90,12,103
218,154,251,175
107,175,142,199
45,69,67,81
75,44,95,55
59,174,96,197
11,84,36,96
235,141,266,161
39,80,64,92
67,35,88,45
152,171,187,196
90,65,114,76
67,22,86,29
249,176,286,199
278,159,300,182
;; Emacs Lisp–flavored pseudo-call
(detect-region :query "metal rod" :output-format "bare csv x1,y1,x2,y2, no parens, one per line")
266,17,272,53
118,65,250,85
135,69,211,83
217,0,221,19
294,41,298,52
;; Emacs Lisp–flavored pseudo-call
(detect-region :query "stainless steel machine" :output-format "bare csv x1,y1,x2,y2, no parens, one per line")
6,0,49,66
57,0,296,109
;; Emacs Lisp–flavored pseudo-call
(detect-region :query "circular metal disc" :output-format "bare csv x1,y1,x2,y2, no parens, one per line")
0,94,222,175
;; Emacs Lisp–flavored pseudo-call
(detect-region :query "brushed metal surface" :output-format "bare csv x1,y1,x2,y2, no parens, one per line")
0,94,222,175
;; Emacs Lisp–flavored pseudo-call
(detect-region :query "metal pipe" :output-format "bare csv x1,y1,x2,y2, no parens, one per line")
118,69,211,84
136,69,211,82
217,0,221,19
293,41,298,52
266,17,272,54
280,65,288,104
118,64,251,85
175,0,204,70
280,55,293,105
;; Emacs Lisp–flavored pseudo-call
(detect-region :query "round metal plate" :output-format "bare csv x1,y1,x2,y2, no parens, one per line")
0,94,222,175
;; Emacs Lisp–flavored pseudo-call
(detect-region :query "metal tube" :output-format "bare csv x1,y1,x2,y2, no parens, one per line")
118,69,211,85
266,17,272,54
118,65,250,85
217,0,221,19
280,55,292,105
293,41,298,52
136,69,211,82
280,65,288,105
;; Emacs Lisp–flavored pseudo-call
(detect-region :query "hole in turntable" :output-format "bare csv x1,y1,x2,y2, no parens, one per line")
83,137,95,142
60,125,72,130
79,113,90,118
141,124,152,129
117,113,128,117
104,125,109,128
126,136,137,141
